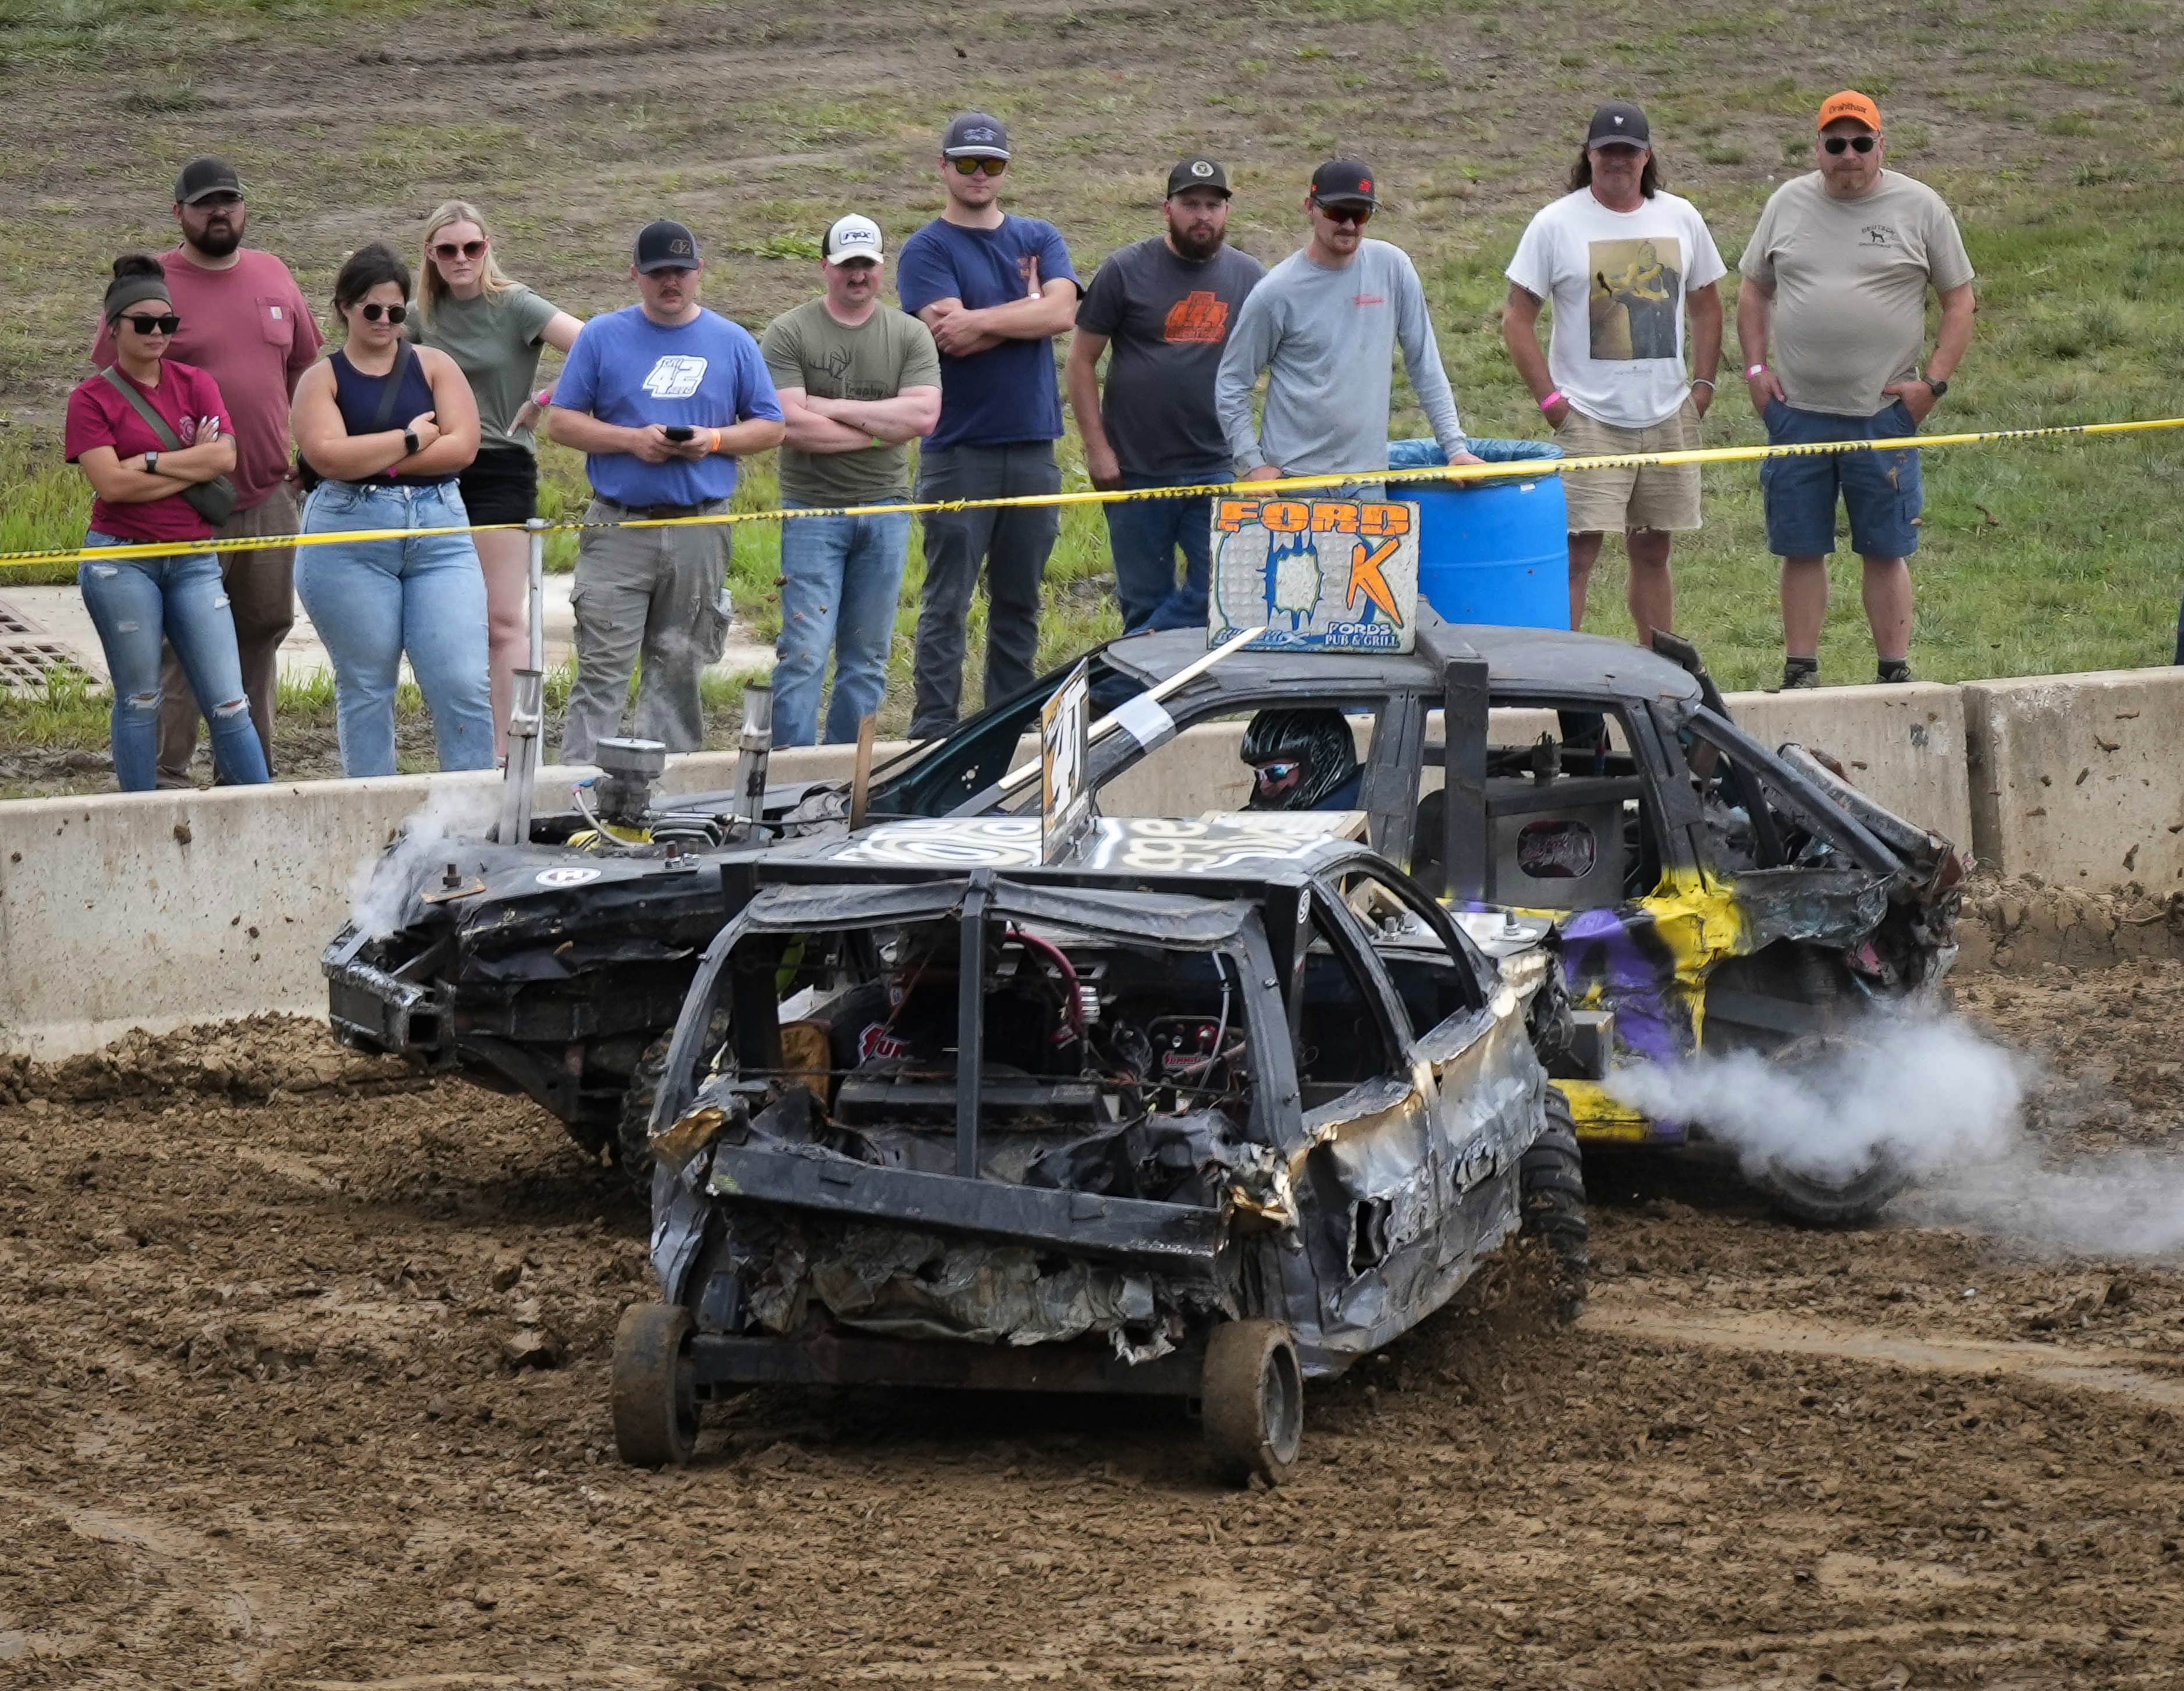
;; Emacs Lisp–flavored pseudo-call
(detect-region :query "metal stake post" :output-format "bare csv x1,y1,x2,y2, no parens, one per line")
525,518,547,780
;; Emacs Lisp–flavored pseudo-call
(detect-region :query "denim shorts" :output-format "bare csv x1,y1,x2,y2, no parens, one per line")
1759,397,1923,560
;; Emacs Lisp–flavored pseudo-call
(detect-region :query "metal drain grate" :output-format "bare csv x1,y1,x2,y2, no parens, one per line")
0,602,101,697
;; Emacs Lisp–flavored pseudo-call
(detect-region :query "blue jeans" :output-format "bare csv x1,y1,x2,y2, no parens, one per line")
295,482,494,778
1103,473,1215,633
79,534,270,792
772,505,914,747
1760,397,1924,559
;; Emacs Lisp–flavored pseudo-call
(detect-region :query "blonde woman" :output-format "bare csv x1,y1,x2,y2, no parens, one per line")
411,200,583,752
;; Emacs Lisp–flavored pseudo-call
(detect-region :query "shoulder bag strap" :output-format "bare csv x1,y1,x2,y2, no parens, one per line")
99,364,183,452
371,340,416,432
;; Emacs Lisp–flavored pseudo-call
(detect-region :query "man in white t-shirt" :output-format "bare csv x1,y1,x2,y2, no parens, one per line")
1503,103,1725,645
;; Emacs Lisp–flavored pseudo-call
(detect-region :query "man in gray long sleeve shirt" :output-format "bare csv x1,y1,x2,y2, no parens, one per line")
1216,159,1482,483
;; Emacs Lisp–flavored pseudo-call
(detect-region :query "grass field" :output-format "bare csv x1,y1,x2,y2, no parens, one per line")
3,0,2182,777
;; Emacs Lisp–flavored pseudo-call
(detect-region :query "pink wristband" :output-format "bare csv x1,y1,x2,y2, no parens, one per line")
1539,390,1564,412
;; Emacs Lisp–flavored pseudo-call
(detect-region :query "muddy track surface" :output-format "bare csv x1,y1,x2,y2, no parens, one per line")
5,970,2184,1689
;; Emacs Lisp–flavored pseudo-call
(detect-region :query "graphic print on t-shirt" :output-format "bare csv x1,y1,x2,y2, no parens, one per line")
642,354,709,398
1164,290,1231,344
1587,237,1683,361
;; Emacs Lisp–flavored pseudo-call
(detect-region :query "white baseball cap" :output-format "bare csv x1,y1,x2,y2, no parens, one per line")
824,215,884,266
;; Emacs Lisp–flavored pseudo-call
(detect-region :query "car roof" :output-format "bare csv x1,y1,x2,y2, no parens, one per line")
1102,607,1702,706
817,813,1369,878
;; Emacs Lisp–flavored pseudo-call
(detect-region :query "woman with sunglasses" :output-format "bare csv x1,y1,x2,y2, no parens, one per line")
64,255,269,790
411,200,584,754
291,241,495,777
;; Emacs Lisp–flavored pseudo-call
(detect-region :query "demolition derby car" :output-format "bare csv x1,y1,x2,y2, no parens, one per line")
614,813,1588,1479
328,610,1961,1221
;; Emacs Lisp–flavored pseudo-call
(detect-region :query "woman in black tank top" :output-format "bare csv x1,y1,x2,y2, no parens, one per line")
290,242,496,777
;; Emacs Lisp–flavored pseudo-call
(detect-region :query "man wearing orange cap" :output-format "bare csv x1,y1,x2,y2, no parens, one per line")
1737,90,1976,688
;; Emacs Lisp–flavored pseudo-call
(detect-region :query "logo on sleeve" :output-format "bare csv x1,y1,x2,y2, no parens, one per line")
642,355,710,398
1164,290,1231,343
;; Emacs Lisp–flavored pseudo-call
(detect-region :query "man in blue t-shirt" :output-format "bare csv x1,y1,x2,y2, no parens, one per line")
547,219,784,762
895,112,1080,738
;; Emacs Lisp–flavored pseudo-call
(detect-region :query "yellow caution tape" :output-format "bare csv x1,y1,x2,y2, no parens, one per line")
7,414,2182,571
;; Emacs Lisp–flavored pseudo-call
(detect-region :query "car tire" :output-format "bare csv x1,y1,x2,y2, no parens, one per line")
1202,1319,1304,1488
614,1031,674,1195
1751,1028,1912,1227
611,1302,698,1468
1523,1087,1589,1320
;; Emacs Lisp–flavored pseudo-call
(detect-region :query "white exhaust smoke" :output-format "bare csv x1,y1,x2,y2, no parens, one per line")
347,784,504,940
1606,1013,2184,1257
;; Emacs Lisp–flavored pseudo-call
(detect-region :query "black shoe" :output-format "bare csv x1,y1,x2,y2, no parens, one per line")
1877,659,1912,684
1781,658,1820,690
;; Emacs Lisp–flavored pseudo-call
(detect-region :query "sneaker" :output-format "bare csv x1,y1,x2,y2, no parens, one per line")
1781,658,1820,690
1876,659,1913,684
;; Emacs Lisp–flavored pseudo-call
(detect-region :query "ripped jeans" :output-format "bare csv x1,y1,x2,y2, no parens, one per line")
79,534,269,791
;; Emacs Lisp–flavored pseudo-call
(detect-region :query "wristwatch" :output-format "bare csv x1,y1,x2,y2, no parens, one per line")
402,428,421,457
1926,378,1950,400
144,450,159,475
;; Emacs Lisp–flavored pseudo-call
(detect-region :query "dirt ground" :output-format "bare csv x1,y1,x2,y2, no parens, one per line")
2,962,2182,1690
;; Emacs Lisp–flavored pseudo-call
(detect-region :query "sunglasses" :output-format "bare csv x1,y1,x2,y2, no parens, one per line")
119,312,180,335
949,157,1009,176
431,239,487,260
1312,200,1373,226
1253,759,1304,791
1822,134,1879,154
356,302,408,323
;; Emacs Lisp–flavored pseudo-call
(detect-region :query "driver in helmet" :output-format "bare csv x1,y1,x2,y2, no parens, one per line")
1240,708,1364,812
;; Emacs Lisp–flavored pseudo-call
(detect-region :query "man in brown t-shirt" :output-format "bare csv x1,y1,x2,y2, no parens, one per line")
91,158,323,780
1737,93,1976,688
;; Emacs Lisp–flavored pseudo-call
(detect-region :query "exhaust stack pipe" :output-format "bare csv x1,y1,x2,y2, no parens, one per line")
497,667,545,846
735,682,773,827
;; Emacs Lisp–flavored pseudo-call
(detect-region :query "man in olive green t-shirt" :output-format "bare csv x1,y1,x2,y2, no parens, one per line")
760,215,942,747
1737,90,1976,689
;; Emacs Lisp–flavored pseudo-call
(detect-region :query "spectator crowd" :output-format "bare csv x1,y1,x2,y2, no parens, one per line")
60,90,1976,790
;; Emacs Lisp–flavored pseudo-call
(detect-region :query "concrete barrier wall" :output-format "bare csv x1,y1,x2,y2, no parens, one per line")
3,671,2173,1056
1965,667,2184,889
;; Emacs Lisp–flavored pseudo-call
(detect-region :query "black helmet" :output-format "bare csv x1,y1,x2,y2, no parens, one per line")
1240,708,1359,811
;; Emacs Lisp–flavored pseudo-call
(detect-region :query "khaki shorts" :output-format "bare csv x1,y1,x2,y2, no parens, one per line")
1554,396,1703,534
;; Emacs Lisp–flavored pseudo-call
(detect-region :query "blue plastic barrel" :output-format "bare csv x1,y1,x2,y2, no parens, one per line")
1389,436,1568,630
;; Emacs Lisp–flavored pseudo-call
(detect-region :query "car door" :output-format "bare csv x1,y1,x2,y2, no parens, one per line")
1308,860,1541,1349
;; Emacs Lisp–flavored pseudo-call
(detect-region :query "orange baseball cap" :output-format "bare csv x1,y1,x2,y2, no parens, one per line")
1817,90,1883,131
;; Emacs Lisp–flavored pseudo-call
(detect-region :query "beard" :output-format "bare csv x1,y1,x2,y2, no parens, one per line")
190,215,244,258
1169,225,1224,262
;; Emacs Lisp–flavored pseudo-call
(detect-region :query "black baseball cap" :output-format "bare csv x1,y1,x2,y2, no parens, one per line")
1585,101,1651,148
173,157,244,205
942,112,1011,159
634,219,701,272
1166,157,1232,198
1309,158,1378,208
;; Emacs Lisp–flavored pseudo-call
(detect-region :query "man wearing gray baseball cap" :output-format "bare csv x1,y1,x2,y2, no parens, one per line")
896,112,1081,738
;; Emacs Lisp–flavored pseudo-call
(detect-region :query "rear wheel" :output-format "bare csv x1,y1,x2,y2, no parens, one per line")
614,1032,675,1195
1523,1088,1589,1320
1201,1319,1303,1487
612,1303,698,1468
1751,1028,1912,1227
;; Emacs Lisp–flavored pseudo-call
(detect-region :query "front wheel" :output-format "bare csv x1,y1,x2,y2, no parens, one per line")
1523,1088,1589,1320
1753,1157,1911,1227
1201,1319,1304,1487
612,1303,698,1468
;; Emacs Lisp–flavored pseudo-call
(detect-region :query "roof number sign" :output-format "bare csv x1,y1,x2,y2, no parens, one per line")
1041,657,1093,864
1209,496,1421,654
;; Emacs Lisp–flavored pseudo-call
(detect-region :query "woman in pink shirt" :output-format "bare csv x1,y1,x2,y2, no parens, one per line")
64,255,269,790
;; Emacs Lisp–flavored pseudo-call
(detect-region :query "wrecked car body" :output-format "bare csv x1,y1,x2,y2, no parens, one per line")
327,611,1960,1221
613,815,1587,1480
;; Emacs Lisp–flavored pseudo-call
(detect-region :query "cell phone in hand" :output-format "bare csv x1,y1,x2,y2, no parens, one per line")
663,425,696,443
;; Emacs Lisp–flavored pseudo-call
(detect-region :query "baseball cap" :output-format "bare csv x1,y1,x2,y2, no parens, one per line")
173,157,244,205
824,214,884,265
634,219,701,272
941,112,1011,159
1166,157,1232,198
1585,101,1651,148
1818,90,1883,131
1309,158,1377,208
